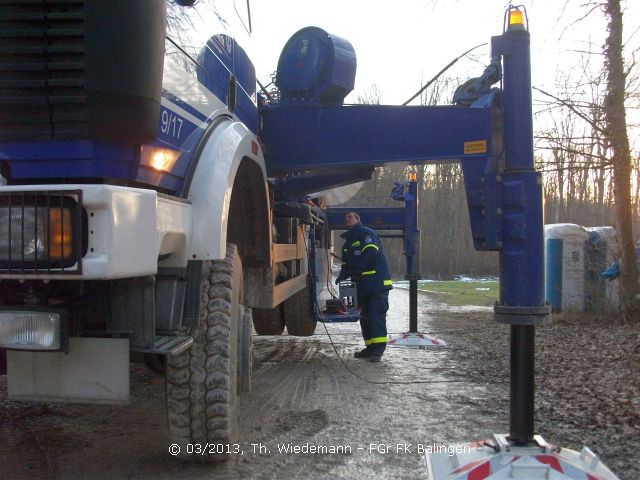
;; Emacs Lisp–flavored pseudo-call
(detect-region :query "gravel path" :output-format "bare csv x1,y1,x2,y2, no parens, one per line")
429,308,640,480
0,291,637,479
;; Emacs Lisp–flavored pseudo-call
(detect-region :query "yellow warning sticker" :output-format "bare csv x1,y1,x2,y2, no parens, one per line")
464,140,487,155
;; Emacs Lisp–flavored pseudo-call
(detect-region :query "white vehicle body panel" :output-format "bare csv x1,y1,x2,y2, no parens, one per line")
0,184,191,280
187,119,266,261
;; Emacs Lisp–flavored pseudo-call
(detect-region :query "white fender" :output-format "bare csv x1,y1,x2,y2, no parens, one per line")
187,118,267,261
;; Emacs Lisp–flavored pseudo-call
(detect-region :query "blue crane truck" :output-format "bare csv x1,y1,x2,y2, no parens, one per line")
0,1,621,477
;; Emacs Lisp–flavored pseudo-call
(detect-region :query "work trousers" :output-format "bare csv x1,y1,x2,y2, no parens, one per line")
359,289,389,354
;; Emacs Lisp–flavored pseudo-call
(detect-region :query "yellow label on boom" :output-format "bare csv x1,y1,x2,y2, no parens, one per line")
464,140,487,155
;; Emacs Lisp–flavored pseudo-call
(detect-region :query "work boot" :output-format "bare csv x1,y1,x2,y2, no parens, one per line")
369,352,383,363
354,348,371,358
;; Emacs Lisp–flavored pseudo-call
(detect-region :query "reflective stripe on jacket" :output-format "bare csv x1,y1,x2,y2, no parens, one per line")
338,223,393,297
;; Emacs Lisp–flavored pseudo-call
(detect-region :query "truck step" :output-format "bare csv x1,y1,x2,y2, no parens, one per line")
131,336,193,356
319,312,360,323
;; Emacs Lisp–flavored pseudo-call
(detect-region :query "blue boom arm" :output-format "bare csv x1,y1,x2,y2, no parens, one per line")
260,97,498,174
260,90,504,253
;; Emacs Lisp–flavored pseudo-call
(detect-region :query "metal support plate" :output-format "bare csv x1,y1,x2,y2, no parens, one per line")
494,304,552,326
130,335,193,356
7,337,130,405
319,312,360,323
388,332,445,346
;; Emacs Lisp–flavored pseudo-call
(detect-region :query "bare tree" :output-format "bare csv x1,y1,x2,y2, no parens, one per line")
354,84,383,105
532,1,639,319
603,0,639,318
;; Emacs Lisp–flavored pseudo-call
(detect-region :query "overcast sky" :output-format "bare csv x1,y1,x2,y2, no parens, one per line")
250,0,639,107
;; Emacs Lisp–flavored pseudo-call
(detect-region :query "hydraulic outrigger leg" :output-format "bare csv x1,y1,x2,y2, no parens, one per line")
425,8,619,479
388,176,445,347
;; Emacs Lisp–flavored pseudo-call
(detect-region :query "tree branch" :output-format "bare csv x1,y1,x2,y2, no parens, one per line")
533,86,606,134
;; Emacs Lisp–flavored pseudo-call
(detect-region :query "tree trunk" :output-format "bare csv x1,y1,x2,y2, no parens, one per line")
604,0,639,319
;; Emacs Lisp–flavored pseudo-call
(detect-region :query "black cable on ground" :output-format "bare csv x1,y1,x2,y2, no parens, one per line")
319,320,498,386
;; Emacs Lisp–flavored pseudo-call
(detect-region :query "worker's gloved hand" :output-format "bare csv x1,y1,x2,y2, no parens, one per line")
335,272,348,284
351,270,362,283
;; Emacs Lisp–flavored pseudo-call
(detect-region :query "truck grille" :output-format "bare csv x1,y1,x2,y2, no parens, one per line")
0,190,83,273
0,0,87,141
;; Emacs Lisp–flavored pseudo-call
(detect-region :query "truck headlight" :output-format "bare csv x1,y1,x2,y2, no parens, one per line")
0,309,66,351
0,206,47,260
0,192,82,270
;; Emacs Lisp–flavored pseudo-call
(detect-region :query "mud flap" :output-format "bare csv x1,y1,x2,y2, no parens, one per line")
7,338,130,405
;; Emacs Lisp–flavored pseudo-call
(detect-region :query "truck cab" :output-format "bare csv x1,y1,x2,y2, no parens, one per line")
0,0,319,461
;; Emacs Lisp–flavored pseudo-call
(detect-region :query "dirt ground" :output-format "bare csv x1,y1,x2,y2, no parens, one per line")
0,287,636,479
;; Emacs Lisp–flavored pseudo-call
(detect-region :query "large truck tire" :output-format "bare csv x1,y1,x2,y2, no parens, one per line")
165,243,242,462
238,307,252,394
252,306,285,335
283,280,317,336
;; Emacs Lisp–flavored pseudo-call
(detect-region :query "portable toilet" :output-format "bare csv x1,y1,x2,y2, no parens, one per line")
544,224,590,312
586,226,619,311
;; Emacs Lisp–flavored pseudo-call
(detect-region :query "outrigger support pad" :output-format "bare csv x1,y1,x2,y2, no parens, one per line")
425,434,620,480
387,332,445,347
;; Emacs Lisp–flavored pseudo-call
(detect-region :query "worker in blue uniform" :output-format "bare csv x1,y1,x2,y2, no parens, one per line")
336,211,393,362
